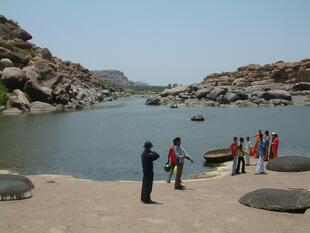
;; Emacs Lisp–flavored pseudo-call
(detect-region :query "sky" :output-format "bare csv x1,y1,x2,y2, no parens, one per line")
1,0,310,85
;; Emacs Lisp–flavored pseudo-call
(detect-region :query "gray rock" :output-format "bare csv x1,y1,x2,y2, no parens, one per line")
291,82,310,91
30,101,57,114
239,188,310,213
2,107,23,115
24,79,53,103
266,156,310,172
1,67,26,91
271,99,283,106
0,47,13,59
160,85,189,97
305,208,310,216
206,87,227,101
6,89,30,112
262,90,292,101
145,96,161,106
41,48,53,61
222,92,240,104
0,105,5,112
196,88,212,99
0,58,13,69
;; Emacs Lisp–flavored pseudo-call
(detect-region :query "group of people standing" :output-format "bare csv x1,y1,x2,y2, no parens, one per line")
140,137,193,204
230,129,280,176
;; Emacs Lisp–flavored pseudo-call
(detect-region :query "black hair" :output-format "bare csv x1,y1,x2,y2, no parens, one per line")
265,130,269,135
233,136,238,140
173,137,181,145
239,137,244,142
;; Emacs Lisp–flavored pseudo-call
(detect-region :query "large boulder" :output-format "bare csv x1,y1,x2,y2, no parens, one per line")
145,96,161,106
239,189,310,213
261,90,292,101
0,47,13,59
195,88,212,99
0,58,13,69
206,88,227,101
0,174,34,201
266,156,310,172
23,66,54,103
6,89,30,111
2,107,23,115
222,92,240,104
30,101,57,114
160,85,189,97
291,82,310,91
1,67,26,91
41,48,53,61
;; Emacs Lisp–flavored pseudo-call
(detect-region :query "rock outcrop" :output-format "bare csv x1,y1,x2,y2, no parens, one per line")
239,189,310,213
0,15,124,115
266,156,310,172
146,59,310,107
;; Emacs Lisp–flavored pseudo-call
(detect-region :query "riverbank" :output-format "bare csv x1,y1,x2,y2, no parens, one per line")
1,163,309,233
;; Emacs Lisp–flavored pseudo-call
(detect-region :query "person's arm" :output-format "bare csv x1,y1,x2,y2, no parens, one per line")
181,146,194,163
149,151,160,161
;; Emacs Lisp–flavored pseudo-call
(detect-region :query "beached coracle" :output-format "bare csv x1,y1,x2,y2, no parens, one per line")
0,174,34,201
267,156,310,172
203,149,232,163
239,188,310,213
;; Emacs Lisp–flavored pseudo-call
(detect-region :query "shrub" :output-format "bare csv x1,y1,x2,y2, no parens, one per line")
0,81,9,106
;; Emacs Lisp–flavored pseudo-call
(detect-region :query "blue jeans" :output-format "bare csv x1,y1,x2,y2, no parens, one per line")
231,156,238,175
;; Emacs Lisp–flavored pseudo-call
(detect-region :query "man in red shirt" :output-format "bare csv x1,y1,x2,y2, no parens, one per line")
230,137,239,176
166,142,177,183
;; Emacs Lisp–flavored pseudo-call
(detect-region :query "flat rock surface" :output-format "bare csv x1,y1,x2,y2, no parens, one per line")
1,162,310,233
267,156,310,172
239,188,310,212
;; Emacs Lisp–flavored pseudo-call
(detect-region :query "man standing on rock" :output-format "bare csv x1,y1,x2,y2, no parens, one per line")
173,137,194,190
141,141,160,204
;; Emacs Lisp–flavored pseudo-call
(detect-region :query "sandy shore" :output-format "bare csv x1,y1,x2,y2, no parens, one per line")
1,162,310,233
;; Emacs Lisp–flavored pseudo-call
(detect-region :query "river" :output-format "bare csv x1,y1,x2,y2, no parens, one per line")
0,97,309,181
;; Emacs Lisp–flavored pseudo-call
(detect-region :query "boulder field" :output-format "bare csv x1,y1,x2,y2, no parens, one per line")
146,59,310,107
0,15,124,115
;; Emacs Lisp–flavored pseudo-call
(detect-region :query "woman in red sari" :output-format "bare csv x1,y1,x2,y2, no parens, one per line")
270,133,279,159
251,129,262,158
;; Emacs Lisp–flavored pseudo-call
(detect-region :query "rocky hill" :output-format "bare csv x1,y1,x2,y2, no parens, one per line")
93,70,149,87
0,15,124,115
146,59,310,107
92,70,132,86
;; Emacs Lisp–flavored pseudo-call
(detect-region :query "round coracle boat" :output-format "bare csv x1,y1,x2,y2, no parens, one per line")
203,148,232,163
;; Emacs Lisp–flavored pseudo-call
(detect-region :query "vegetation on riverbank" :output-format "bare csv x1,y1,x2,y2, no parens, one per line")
123,84,167,94
0,81,9,106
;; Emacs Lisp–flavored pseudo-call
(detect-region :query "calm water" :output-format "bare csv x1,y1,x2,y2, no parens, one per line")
0,97,310,181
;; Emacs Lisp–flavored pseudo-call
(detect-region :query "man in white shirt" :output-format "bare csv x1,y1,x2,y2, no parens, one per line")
173,137,194,190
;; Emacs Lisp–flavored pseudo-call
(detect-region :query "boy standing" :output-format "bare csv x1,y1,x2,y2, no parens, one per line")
236,137,246,174
230,137,239,176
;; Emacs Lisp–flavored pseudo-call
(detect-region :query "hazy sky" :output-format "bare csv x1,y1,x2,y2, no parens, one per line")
1,0,310,85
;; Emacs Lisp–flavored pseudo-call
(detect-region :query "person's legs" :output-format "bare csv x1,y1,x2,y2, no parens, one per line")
256,156,264,174
236,157,241,174
167,164,175,183
231,157,238,175
175,163,183,188
241,157,246,173
141,173,153,203
245,153,250,166
141,174,148,202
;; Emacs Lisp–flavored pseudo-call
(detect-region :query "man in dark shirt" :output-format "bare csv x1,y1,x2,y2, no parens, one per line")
141,141,160,204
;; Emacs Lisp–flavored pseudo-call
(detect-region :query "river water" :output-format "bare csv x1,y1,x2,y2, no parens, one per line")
0,97,309,181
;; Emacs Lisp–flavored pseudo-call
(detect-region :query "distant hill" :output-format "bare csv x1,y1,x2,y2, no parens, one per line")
92,70,150,87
